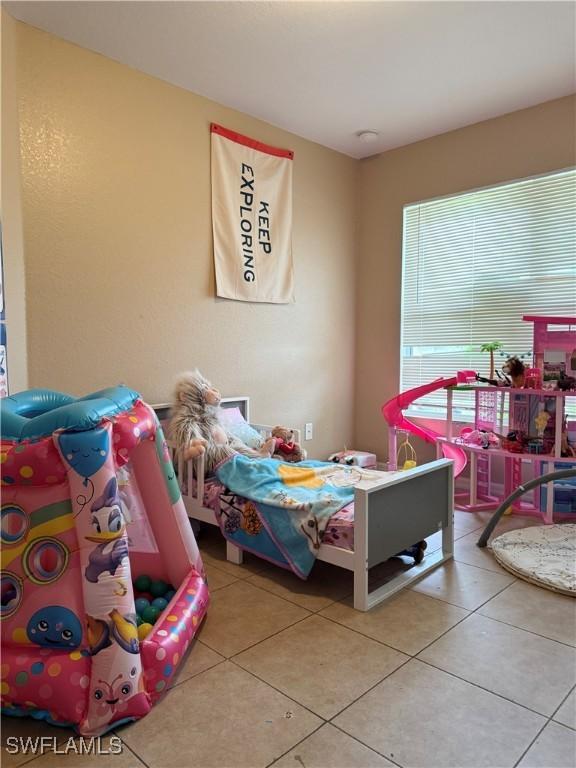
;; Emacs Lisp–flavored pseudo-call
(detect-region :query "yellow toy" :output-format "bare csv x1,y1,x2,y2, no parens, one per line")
137,622,154,641
397,434,417,470
534,407,551,437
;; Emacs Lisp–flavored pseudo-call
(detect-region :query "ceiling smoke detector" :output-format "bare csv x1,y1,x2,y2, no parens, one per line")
356,130,379,143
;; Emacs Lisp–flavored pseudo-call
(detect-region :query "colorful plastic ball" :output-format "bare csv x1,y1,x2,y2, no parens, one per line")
150,580,169,598
151,597,168,611
137,622,154,641
136,615,143,627
164,589,176,602
135,597,150,616
137,592,153,603
134,575,152,593
141,605,162,625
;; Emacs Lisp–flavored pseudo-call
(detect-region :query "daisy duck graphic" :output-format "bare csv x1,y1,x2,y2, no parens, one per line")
85,477,129,583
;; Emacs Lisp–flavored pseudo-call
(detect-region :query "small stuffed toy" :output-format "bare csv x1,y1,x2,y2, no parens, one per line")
270,426,306,463
502,356,526,388
170,370,276,474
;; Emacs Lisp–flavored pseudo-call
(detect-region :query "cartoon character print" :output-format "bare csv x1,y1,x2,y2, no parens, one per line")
109,609,139,654
85,477,129,583
82,596,150,731
322,466,363,488
87,610,139,656
269,489,311,511
59,428,110,485
219,496,264,537
91,664,141,722
86,615,112,655
26,606,83,648
113,580,128,597
300,516,321,550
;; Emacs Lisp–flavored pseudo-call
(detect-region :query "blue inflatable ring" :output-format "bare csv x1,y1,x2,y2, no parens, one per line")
1,387,140,441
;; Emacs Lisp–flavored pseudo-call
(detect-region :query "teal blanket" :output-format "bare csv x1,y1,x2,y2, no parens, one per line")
215,456,360,578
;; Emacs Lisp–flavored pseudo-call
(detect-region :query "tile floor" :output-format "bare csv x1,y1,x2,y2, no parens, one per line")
2,512,575,768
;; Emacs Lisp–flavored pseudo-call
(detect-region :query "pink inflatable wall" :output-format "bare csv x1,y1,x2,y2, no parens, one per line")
1,388,209,735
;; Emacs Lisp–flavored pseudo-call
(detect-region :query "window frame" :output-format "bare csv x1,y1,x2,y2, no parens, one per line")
400,166,576,422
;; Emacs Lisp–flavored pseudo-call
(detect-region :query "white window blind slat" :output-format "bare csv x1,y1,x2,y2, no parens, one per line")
400,169,576,417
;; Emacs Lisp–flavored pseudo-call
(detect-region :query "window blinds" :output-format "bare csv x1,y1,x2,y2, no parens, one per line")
401,168,576,416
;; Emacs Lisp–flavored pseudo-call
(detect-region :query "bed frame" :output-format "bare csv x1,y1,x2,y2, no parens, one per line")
157,399,454,611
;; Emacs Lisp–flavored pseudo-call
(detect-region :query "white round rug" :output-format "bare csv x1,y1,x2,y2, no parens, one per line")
491,524,576,596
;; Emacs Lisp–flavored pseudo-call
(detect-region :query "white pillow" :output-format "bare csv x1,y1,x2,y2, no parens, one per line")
218,407,263,449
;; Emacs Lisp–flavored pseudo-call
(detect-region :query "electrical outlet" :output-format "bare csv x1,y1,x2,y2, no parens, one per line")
305,423,313,441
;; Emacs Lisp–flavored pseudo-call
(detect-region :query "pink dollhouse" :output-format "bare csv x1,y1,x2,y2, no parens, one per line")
384,315,576,522
528,315,576,377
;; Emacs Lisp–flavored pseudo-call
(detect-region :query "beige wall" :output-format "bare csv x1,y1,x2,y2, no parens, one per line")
355,95,576,461
7,17,576,463
12,21,358,459
1,10,28,391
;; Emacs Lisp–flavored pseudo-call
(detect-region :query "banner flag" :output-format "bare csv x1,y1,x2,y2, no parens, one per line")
211,123,294,303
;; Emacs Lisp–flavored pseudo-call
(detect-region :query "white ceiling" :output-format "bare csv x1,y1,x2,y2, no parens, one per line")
5,1,576,158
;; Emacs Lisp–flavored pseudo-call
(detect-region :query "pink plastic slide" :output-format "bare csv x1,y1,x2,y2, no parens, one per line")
382,377,467,477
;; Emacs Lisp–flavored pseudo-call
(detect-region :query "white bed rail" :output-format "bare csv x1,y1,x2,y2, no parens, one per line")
167,430,453,612
166,441,210,519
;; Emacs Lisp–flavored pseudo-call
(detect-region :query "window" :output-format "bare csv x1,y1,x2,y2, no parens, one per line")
401,169,576,419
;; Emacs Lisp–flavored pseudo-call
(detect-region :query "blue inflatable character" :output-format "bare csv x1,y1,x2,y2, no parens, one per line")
59,428,110,486
26,606,83,648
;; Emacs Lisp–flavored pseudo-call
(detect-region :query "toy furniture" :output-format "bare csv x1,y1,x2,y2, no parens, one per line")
440,386,576,520
1,387,209,735
159,399,454,612
383,376,468,477
527,315,576,379
384,315,576,524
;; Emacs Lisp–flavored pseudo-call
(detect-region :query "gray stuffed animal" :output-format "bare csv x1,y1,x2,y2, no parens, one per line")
169,370,275,474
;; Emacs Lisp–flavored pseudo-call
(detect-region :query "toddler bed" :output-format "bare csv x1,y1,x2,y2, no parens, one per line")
155,399,454,611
